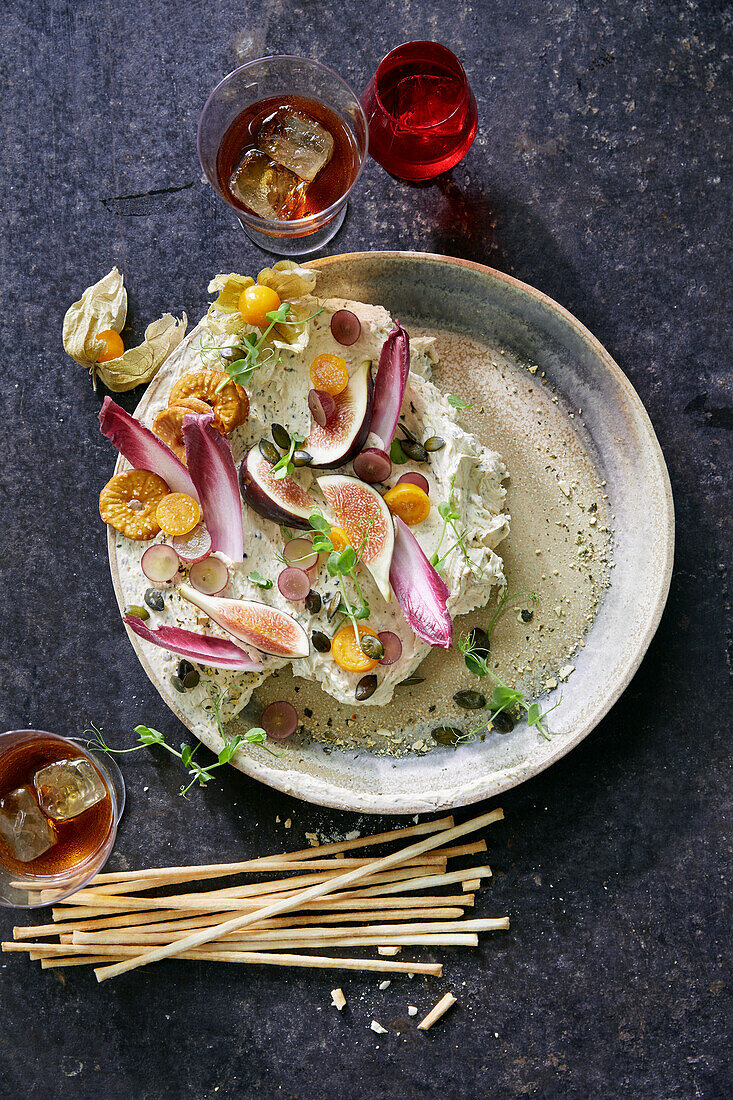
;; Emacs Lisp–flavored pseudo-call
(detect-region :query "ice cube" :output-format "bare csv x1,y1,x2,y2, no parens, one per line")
0,786,57,862
229,149,308,220
34,758,106,821
257,109,334,182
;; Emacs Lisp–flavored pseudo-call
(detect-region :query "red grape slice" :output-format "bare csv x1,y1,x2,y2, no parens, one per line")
353,448,392,483
330,309,361,346
261,700,298,740
397,471,430,495
308,388,336,427
278,566,311,602
141,544,180,583
171,524,212,563
189,556,229,595
283,538,318,572
378,631,403,665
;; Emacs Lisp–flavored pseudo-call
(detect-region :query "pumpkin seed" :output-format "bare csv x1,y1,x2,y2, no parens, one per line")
170,674,186,693
424,435,446,452
271,423,291,450
183,670,200,690
453,689,486,710
144,588,165,612
326,593,342,620
304,591,322,615
432,726,462,746
177,660,194,680
396,676,425,688
125,604,149,621
360,634,384,660
468,627,490,658
311,630,331,653
401,439,429,463
292,449,313,467
521,608,534,623
259,438,280,465
492,711,515,734
355,674,378,701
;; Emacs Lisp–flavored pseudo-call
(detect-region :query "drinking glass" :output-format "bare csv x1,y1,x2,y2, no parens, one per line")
198,56,368,255
361,41,478,181
0,730,125,908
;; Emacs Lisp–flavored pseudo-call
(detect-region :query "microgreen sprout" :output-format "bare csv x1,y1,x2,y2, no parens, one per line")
213,302,326,392
270,430,307,481
430,472,483,577
248,570,273,589
85,689,281,798
447,394,474,411
485,587,541,646
456,634,560,740
308,509,373,643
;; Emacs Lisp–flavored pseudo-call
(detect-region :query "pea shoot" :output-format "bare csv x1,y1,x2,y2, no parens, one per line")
447,394,474,411
214,301,326,393
270,430,307,481
308,509,372,643
430,472,483,577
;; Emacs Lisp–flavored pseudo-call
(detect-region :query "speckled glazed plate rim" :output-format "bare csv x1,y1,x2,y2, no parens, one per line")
108,250,674,814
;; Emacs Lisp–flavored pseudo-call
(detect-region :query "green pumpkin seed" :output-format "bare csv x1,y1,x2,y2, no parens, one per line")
326,593,342,620
170,674,186,693
272,423,291,450
492,711,515,733
304,591,322,615
125,604,149,621
355,674,378,701
401,439,429,463
453,689,487,710
144,588,165,612
424,436,446,452
292,450,313,467
259,439,280,465
360,635,384,660
182,669,200,690
396,676,425,688
432,726,462,745
311,630,331,653
468,627,490,657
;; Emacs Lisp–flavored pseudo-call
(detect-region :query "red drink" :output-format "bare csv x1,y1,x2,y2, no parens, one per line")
362,42,478,181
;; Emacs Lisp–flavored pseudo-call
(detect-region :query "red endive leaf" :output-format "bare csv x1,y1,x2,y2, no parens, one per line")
183,413,244,563
389,516,453,648
369,322,410,448
124,616,262,671
98,397,197,498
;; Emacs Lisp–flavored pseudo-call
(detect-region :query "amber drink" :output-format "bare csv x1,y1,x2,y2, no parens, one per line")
0,730,124,908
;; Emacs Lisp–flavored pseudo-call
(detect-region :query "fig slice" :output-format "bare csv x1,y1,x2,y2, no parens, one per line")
239,445,318,531
318,474,395,602
305,359,373,468
178,583,310,658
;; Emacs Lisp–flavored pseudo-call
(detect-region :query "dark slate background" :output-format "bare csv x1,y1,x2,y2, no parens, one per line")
0,2,730,1097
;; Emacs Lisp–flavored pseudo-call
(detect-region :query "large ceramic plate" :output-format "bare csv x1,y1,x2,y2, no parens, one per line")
109,251,673,813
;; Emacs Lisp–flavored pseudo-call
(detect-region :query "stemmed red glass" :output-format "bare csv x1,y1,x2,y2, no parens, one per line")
361,41,478,181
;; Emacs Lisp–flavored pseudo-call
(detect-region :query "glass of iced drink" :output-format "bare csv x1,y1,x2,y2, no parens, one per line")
198,56,368,255
0,730,125,908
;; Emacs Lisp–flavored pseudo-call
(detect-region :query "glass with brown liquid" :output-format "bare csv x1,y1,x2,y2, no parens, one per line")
198,57,367,255
0,730,124,908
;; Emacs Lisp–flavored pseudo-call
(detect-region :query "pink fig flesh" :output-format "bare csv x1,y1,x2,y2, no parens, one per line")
305,359,373,468
240,446,317,530
178,584,310,658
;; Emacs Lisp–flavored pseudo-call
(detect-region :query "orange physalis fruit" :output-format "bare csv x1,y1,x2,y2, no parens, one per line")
238,284,281,328
329,526,352,552
99,470,169,540
383,483,431,526
96,329,125,363
309,353,348,396
331,624,381,673
155,493,202,537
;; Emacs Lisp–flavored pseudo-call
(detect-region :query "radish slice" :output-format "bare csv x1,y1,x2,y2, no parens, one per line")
141,544,180,583
308,389,336,427
397,472,430,495
378,631,402,665
330,309,361,346
283,537,318,572
189,556,229,595
171,525,212,563
261,700,298,740
278,566,311,602
353,448,392,483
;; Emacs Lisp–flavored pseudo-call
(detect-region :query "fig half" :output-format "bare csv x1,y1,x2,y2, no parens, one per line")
305,359,373,468
179,584,310,658
239,445,317,531
318,474,395,602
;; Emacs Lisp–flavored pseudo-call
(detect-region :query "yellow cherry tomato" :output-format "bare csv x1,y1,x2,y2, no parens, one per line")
383,483,431,526
331,624,380,673
155,493,202,537
96,329,125,363
238,284,282,328
329,526,352,552
309,353,348,396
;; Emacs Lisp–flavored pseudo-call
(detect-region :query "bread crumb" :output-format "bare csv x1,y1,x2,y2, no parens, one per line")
408,1006,418,1016
378,946,401,956
558,664,575,681
305,832,320,847
379,980,391,990
331,988,346,1011
370,1020,388,1034
284,818,292,829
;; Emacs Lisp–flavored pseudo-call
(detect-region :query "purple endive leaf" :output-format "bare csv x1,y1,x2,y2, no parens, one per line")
183,413,244,563
99,396,198,498
389,516,453,649
124,616,262,671
369,321,410,448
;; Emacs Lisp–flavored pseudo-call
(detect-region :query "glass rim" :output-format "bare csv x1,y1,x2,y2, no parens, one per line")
197,54,368,232
372,40,471,131
0,729,121,896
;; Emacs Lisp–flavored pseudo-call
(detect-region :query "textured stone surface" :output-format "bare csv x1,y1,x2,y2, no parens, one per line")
0,2,730,1097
